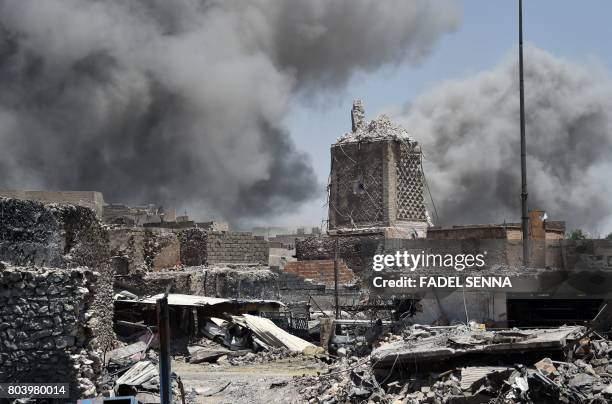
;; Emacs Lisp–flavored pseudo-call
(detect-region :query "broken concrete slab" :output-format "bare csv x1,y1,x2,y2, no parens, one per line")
371,325,585,368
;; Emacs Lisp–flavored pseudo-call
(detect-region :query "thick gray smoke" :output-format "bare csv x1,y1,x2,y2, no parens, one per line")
0,0,459,222
400,46,612,232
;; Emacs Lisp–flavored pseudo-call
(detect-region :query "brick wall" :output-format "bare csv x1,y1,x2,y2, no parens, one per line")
284,259,355,285
206,231,268,265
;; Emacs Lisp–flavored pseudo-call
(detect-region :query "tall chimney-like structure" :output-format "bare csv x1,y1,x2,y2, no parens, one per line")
328,100,429,238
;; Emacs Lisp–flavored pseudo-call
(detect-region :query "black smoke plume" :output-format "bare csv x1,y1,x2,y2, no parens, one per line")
0,0,460,222
400,46,612,233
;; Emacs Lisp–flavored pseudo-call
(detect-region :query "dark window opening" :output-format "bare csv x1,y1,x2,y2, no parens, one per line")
352,174,366,195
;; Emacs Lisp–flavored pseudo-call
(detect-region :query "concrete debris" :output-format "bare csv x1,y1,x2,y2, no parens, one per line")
372,324,585,366
294,324,612,403
336,102,417,146
227,347,304,366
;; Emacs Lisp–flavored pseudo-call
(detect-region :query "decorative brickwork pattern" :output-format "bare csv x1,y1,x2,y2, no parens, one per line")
330,143,384,227
396,142,427,221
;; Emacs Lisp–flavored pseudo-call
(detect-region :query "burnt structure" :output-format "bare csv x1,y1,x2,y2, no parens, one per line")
328,100,429,239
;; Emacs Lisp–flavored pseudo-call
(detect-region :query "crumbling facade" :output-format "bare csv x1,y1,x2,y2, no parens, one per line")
0,265,101,397
0,197,114,395
328,100,429,239
283,259,355,286
0,190,105,218
296,234,382,275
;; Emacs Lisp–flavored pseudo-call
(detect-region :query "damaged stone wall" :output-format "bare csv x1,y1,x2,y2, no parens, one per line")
283,259,355,286
115,265,280,299
329,141,385,228
108,228,145,275
0,198,114,353
0,265,101,397
109,228,181,273
328,102,428,236
295,235,383,275
143,230,180,270
176,228,208,266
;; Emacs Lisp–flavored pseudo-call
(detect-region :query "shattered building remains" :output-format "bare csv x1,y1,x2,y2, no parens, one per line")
297,101,612,329
0,198,114,396
2,102,612,403
0,189,106,218
328,100,429,239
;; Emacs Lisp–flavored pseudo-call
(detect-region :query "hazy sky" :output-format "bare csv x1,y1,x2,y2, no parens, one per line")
2,1,611,233
278,1,612,233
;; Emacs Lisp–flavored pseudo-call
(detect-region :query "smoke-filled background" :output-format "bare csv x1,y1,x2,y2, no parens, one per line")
399,46,612,233
0,0,460,224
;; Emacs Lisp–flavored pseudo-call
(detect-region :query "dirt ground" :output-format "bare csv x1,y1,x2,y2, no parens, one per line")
174,357,325,404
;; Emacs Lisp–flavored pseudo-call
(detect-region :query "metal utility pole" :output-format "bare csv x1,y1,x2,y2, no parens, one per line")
333,236,340,320
157,293,172,404
519,0,529,265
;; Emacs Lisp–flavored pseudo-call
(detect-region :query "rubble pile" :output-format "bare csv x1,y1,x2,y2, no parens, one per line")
100,308,321,401
336,108,417,146
0,264,102,397
295,324,612,403
227,347,303,366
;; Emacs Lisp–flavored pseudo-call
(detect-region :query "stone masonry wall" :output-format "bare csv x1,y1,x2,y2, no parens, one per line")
0,264,101,397
0,198,114,354
143,230,180,271
283,259,355,285
296,235,383,275
176,228,208,266
206,231,268,265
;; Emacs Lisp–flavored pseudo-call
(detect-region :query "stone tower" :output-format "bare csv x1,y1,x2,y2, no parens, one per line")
327,100,429,238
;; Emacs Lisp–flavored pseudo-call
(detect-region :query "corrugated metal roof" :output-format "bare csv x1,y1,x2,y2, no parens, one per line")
115,360,158,386
231,314,319,353
143,294,229,306
460,366,512,391
115,292,284,308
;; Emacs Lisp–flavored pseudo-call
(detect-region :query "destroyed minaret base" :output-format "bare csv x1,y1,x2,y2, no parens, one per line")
327,101,429,238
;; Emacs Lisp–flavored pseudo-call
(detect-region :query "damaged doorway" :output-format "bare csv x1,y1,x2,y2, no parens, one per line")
507,298,603,327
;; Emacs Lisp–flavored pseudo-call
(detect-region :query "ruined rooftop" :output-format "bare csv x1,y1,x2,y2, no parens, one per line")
335,99,418,146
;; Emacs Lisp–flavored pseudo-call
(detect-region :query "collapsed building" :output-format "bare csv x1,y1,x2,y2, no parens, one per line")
2,102,612,403
297,101,612,329
328,100,430,240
